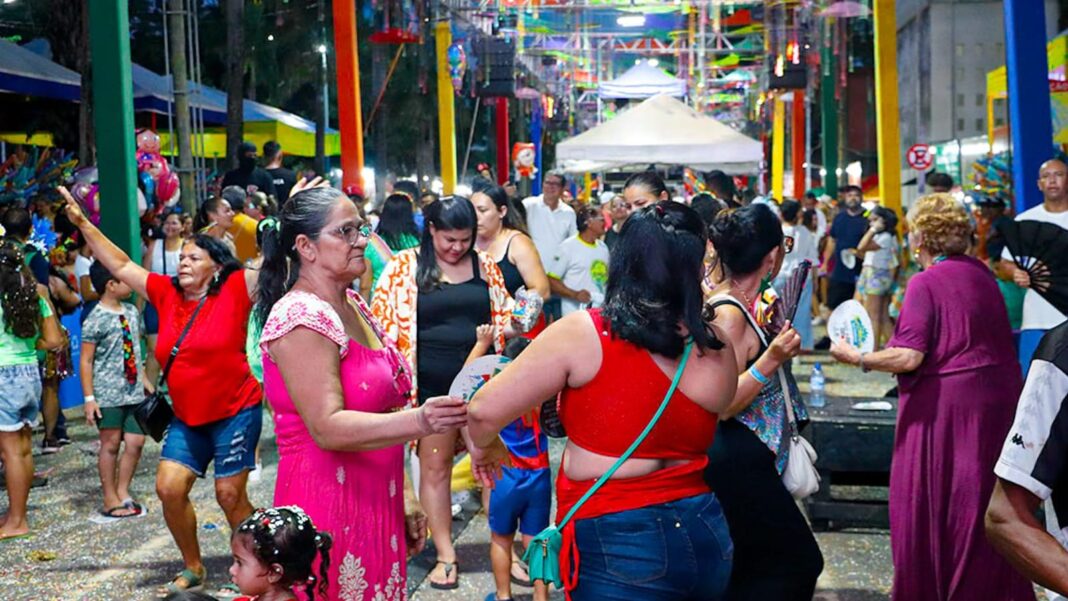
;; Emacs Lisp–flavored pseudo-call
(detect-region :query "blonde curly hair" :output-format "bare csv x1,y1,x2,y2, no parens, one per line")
907,193,972,256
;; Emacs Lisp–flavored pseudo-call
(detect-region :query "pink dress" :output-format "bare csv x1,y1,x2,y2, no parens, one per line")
260,290,412,601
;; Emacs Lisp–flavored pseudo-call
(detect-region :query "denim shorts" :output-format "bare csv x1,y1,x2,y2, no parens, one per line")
570,492,733,601
488,467,551,536
161,404,262,479
0,364,42,432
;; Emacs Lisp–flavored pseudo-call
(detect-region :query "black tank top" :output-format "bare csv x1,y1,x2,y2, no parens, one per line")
496,234,526,296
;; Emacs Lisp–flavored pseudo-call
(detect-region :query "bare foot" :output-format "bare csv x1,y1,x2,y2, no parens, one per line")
0,522,30,540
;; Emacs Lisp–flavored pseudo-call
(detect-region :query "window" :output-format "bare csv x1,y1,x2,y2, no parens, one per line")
957,94,965,107
956,43,965,57
995,117,1005,127
956,66,966,81
957,118,965,132
976,118,984,132
977,93,984,107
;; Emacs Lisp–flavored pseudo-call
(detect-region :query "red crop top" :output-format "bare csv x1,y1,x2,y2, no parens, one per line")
553,309,720,598
560,310,718,459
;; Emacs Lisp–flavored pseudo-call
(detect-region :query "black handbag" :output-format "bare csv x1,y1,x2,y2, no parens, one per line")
135,296,207,442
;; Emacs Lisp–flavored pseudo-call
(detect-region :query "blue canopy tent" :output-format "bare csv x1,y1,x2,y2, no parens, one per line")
0,38,80,101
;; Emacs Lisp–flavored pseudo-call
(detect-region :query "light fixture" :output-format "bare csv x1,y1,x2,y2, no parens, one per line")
317,44,327,54
267,34,275,41
648,58,659,67
617,15,646,27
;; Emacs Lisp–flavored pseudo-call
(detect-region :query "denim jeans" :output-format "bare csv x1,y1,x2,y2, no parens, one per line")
570,493,733,601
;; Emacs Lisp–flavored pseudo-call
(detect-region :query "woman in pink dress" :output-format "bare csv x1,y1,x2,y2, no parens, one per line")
256,187,470,600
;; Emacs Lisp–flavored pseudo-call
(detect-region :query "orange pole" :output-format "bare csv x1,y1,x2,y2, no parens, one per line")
791,92,805,200
332,0,364,191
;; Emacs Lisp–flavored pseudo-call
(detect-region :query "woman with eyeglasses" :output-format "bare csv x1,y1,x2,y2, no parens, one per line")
256,186,469,599
372,195,512,590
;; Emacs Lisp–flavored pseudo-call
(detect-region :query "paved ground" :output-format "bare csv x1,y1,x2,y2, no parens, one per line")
1,345,901,600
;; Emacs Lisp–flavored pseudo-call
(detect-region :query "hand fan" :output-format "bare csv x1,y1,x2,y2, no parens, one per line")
827,299,875,353
448,355,511,403
780,261,812,323
1000,220,1068,315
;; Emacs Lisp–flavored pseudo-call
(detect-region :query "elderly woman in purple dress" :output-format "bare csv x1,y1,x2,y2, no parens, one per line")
831,193,1034,600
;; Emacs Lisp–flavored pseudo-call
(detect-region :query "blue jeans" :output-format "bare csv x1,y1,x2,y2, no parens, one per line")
161,404,262,479
570,493,733,601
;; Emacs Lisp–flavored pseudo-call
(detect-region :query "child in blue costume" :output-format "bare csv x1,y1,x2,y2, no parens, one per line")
465,327,550,601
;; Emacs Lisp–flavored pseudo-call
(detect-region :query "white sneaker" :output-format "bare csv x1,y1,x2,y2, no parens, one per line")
249,462,263,483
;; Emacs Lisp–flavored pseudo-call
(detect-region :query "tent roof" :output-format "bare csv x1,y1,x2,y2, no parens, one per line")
555,94,762,173
0,39,80,101
598,62,686,99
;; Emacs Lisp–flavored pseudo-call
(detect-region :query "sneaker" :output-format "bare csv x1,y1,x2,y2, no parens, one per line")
55,435,72,446
40,439,61,455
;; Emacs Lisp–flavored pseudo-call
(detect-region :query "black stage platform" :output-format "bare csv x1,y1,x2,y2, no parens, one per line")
802,395,896,531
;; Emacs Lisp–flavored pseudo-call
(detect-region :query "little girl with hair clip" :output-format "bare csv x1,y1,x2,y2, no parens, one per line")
229,506,333,601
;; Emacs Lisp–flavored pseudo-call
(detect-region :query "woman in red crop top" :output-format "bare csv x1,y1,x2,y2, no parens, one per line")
470,202,739,601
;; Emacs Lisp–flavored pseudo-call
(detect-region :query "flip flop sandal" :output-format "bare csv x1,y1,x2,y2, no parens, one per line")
101,506,140,519
510,560,533,587
213,582,241,599
484,594,513,601
157,567,206,596
429,560,460,590
122,498,145,514
0,532,32,543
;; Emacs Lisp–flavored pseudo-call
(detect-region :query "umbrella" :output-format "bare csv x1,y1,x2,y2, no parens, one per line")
819,1,872,18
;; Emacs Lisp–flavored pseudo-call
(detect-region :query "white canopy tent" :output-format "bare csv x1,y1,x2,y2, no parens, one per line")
598,62,686,99
555,94,763,174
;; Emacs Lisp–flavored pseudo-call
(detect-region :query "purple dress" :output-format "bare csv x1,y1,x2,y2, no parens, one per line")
887,256,1034,600
261,290,412,601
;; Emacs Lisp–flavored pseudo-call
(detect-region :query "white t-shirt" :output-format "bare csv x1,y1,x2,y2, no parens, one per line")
781,224,818,276
548,235,610,317
1000,204,1068,330
863,231,899,269
994,323,1068,601
73,254,94,298
813,208,828,241
523,195,577,271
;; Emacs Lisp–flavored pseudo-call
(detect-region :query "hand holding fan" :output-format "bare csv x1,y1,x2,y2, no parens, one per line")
1000,220,1068,315
448,355,512,403
827,300,875,353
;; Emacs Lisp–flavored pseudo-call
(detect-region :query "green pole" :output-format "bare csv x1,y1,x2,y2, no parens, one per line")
820,36,839,198
88,0,140,262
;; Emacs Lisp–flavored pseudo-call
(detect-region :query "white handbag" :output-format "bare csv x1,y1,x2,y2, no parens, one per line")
778,368,821,499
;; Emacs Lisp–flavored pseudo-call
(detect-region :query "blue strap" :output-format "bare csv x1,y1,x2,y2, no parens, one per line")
556,339,694,530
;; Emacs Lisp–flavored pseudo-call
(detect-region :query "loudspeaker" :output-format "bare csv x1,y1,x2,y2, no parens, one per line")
768,61,807,90
475,36,516,98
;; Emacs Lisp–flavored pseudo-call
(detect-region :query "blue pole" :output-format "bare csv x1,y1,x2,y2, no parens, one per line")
1004,0,1053,212
532,103,543,196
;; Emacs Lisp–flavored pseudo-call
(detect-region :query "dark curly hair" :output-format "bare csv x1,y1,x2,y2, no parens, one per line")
235,506,333,600
168,234,242,296
0,238,41,339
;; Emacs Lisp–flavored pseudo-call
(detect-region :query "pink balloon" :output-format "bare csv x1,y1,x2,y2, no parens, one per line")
156,171,179,206
136,129,161,154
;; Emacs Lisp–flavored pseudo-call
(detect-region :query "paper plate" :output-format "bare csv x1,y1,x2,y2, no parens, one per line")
447,355,512,403
839,249,857,270
827,299,875,353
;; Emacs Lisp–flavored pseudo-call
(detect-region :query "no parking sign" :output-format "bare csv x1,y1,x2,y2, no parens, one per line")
907,143,933,171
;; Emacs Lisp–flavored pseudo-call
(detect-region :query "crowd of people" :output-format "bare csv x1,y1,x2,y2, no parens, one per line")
5,139,1068,601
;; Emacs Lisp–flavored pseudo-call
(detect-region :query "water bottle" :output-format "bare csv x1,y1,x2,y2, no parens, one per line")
809,362,826,408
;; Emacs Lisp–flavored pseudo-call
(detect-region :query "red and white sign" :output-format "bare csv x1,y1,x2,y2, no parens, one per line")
906,143,933,171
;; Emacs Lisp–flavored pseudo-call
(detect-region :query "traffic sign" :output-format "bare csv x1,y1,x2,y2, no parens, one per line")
906,143,933,171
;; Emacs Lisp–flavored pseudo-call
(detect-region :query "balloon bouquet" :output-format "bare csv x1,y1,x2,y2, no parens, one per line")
0,147,78,206
67,129,180,224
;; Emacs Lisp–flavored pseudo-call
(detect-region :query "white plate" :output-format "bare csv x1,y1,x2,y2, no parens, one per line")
827,299,875,353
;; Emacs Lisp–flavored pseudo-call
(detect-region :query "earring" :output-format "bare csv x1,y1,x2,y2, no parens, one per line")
213,272,221,284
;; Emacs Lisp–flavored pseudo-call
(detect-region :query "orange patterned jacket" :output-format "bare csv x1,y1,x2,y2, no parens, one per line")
370,248,510,406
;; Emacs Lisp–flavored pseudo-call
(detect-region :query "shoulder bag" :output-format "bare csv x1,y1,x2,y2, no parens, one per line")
135,296,207,442
523,339,693,589
708,294,820,499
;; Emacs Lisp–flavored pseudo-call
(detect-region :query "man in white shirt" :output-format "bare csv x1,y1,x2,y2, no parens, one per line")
547,207,609,317
804,191,828,241
1001,159,1068,375
524,171,577,320
987,320,1068,599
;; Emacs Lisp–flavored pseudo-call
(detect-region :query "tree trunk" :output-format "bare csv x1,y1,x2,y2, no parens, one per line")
169,0,196,215
76,0,94,165
225,0,245,169
314,0,326,175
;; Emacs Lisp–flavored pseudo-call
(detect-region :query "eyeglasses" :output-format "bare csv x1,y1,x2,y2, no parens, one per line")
330,223,373,247
783,236,795,254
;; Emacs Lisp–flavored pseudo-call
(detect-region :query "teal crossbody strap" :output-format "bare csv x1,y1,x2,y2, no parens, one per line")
555,338,694,530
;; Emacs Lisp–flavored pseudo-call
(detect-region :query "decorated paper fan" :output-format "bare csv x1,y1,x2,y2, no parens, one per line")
780,260,812,323
827,299,874,353
448,355,511,403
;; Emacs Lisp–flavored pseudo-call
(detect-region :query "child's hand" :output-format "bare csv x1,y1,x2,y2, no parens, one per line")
475,324,494,347
85,400,101,428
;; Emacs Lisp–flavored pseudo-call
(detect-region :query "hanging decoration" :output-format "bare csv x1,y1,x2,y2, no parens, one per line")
447,42,467,94
512,142,537,179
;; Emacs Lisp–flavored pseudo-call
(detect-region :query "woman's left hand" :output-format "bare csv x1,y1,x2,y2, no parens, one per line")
468,437,510,489
830,341,861,366
403,496,428,556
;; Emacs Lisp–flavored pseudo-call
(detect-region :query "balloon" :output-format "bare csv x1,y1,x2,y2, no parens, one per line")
447,43,466,94
512,142,537,179
136,129,161,154
136,187,147,216
139,171,156,207
156,171,179,207
164,188,181,208
72,166,97,186
85,183,100,224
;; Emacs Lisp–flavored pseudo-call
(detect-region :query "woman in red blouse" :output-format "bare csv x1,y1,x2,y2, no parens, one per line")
62,187,261,595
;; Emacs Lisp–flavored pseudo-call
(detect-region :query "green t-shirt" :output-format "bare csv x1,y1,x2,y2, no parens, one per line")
0,296,51,367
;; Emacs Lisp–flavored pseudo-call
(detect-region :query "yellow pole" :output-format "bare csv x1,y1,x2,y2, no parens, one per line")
436,21,457,195
987,95,996,152
583,172,592,202
873,0,901,212
771,94,786,201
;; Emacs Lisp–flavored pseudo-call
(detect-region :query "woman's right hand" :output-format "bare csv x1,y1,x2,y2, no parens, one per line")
57,186,89,228
416,396,468,435
767,321,801,365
